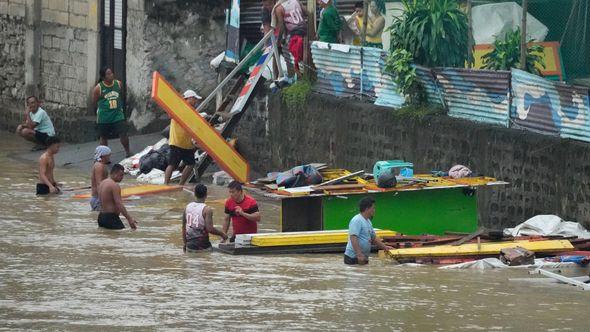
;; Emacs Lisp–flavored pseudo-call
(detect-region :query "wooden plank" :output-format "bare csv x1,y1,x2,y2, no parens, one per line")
315,170,364,187
311,184,365,191
383,240,574,258
534,269,590,291
250,230,396,247
451,228,485,246
73,184,183,199
151,72,250,182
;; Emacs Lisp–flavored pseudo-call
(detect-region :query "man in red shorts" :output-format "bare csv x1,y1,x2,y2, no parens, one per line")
222,181,261,242
274,0,307,78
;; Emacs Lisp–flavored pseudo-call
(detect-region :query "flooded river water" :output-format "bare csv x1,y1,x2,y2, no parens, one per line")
0,132,589,331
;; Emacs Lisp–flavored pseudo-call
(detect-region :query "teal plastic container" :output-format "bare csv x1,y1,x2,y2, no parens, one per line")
373,160,414,179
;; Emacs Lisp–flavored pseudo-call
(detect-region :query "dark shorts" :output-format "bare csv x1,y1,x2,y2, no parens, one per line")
34,131,50,145
98,212,125,229
36,183,50,195
97,120,128,139
37,183,60,195
186,238,212,251
168,145,196,167
344,254,359,265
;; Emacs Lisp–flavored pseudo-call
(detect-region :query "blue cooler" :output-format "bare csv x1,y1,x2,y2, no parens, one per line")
373,160,414,179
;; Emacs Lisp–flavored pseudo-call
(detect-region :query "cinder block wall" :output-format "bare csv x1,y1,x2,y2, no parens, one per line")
234,92,590,230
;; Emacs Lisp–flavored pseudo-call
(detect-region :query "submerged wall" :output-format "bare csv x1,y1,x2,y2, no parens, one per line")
235,92,590,229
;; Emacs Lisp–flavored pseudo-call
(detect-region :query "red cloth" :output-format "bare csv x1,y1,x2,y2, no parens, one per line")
288,34,304,71
224,195,259,235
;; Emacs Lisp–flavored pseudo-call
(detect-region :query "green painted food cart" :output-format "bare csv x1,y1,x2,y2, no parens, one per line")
278,178,506,235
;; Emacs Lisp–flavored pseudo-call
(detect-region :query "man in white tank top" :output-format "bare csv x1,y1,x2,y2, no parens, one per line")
273,0,307,77
183,184,228,251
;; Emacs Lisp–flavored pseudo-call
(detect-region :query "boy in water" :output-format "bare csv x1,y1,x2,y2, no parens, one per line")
90,145,111,211
183,184,228,251
37,136,61,195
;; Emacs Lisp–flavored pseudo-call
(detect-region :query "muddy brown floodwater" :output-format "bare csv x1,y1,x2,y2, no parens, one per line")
0,132,589,331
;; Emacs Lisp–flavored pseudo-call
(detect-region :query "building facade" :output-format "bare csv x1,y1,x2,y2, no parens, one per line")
0,0,225,142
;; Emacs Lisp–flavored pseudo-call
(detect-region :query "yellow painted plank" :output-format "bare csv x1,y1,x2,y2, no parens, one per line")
151,72,249,183
384,240,574,258
251,230,396,247
73,184,182,199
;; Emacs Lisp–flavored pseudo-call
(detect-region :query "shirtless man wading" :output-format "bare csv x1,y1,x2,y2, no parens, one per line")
97,163,138,230
90,145,111,211
37,136,61,195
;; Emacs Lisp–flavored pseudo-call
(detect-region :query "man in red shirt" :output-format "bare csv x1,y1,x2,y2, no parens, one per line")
222,181,261,242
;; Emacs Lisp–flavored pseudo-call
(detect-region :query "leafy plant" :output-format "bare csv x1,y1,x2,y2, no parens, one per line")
391,104,446,122
482,27,545,75
389,0,472,68
384,48,424,105
281,78,312,111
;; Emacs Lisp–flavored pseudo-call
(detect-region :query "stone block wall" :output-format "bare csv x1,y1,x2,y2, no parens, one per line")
0,0,97,142
234,92,590,230
39,0,95,142
0,0,26,131
126,0,226,132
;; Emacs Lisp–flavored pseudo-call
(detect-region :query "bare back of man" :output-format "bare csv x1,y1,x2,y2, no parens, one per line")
91,162,108,196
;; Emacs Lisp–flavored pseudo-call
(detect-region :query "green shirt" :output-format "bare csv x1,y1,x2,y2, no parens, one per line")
97,80,125,124
318,5,342,43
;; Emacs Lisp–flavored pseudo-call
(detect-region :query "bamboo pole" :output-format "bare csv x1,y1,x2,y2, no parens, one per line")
467,0,473,68
520,0,528,70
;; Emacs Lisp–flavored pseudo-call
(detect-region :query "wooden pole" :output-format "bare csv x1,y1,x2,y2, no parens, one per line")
466,0,473,68
304,0,317,78
520,0,528,70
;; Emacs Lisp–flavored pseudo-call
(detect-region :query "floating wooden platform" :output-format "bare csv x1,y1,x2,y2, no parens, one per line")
212,242,348,255
73,184,183,199
237,229,396,247
383,240,574,259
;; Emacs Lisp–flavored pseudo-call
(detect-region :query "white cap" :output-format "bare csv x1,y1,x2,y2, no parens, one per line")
183,89,203,100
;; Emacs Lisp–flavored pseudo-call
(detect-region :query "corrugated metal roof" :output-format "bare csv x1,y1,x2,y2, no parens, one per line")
511,68,590,142
310,42,404,107
311,42,361,98
414,65,444,107
433,68,510,127
362,46,405,108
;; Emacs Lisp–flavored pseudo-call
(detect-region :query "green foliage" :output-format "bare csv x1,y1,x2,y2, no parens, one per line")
281,78,312,111
391,104,446,122
481,27,545,75
389,0,472,68
384,49,424,105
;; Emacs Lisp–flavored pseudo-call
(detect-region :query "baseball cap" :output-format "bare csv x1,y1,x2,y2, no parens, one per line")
183,89,203,100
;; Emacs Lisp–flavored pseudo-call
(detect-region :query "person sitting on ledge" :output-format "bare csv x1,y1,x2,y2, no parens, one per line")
16,96,56,151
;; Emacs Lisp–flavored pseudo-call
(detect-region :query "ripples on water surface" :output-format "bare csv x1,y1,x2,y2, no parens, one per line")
0,132,589,331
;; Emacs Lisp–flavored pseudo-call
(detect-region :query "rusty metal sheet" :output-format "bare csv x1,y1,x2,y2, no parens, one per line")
310,42,405,106
415,65,444,107
433,68,511,127
311,42,362,98
511,69,590,142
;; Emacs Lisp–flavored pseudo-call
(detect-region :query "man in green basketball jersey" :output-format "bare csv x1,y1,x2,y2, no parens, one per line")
92,67,131,157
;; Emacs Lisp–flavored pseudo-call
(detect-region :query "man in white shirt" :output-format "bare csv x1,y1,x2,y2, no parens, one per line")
16,96,56,150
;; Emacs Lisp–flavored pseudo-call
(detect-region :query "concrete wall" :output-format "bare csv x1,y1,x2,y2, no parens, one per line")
0,0,27,128
1,0,224,141
0,0,98,142
234,93,590,229
126,0,226,132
